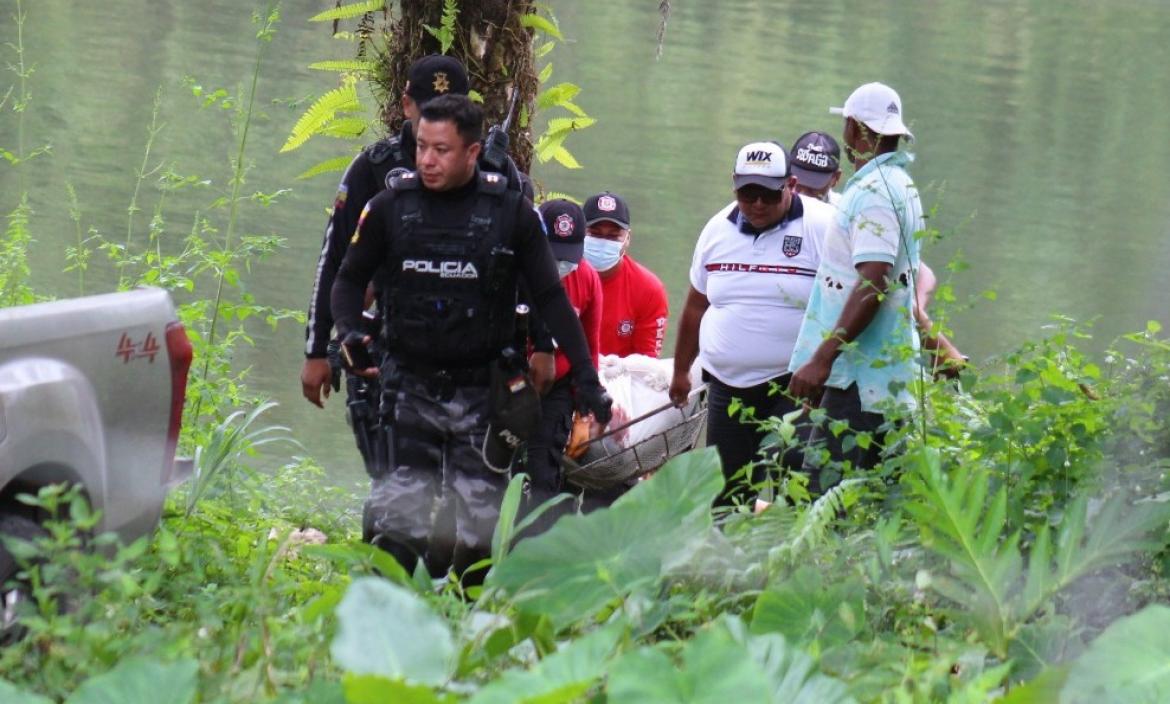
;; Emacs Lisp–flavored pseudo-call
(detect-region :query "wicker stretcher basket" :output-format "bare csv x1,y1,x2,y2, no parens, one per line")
562,389,707,491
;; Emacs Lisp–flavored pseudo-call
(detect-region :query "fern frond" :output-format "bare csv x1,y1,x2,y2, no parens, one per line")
550,146,581,169
539,191,581,205
422,0,459,55
536,82,581,111
296,155,356,180
778,478,868,563
519,11,564,40
317,117,370,139
281,77,361,153
308,59,377,73
309,0,384,23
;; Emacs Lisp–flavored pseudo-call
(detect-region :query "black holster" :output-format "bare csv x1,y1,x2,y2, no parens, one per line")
368,357,400,479
483,349,542,471
346,373,384,478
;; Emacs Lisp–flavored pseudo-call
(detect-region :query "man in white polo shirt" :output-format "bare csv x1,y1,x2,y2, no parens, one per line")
670,141,833,506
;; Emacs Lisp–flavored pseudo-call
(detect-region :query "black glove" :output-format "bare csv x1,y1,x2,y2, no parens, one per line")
572,366,613,425
339,331,375,373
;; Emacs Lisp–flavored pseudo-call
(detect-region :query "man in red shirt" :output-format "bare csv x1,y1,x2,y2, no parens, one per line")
582,192,669,358
526,200,602,503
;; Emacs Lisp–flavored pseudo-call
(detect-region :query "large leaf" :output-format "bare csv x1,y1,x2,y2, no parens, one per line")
0,680,53,704
467,621,624,704
608,617,855,704
64,657,198,704
903,447,1170,659
331,577,455,686
342,675,453,704
1061,604,1170,703
999,667,1067,704
902,447,1020,655
751,567,865,653
741,630,857,703
268,680,347,704
486,448,723,629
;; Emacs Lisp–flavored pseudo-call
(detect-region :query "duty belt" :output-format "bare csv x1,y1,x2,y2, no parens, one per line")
398,361,492,387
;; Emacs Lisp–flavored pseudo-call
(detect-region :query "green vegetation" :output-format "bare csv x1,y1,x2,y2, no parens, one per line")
3,335,1170,702
4,1,1170,702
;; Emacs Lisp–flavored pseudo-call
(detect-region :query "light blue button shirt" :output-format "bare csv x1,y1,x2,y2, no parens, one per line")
788,150,924,413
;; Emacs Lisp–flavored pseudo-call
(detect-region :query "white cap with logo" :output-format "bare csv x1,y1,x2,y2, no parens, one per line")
830,82,915,142
732,141,789,191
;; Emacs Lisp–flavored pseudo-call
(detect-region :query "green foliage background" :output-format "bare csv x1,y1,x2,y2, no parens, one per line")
3,1,1170,702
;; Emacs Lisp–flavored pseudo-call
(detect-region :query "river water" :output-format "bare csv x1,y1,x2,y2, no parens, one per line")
3,0,1169,479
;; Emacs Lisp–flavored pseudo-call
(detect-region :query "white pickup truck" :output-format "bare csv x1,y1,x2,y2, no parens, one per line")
0,288,193,603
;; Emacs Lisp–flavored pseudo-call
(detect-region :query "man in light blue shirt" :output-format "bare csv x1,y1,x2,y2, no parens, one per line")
788,82,923,488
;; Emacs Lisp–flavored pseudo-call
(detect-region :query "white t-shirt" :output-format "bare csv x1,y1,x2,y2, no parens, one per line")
689,195,833,388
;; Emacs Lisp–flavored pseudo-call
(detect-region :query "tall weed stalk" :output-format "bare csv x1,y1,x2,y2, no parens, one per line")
191,2,283,426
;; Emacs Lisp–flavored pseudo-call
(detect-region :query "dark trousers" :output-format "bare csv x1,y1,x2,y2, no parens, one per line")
361,370,507,582
525,377,574,496
705,371,805,506
803,383,887,495
519,377,575,537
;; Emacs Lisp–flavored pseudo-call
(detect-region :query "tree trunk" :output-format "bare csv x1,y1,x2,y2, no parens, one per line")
370,0,538,173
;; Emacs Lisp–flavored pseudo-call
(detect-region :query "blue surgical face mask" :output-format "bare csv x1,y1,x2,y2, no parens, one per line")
583,236,624,272
556,260,579,279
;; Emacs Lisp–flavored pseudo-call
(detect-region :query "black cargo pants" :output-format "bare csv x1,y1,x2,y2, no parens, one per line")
362,367,509,580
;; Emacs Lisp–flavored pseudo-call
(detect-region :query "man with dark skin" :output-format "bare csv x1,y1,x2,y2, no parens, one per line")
788,83,930,485
332,95,611,579
790,129,963,372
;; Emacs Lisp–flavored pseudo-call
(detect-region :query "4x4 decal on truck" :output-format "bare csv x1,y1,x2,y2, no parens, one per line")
117,332,160,363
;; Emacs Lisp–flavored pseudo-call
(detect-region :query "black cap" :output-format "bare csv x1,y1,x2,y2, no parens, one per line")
539,199,586,262
583,191,630,230
405,55,470,106
789,131,841,190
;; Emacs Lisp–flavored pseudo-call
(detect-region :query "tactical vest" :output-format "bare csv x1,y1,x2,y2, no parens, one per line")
380,170,521,364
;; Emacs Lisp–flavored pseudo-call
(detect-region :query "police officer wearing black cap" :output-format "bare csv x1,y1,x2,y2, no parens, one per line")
303,55,470,418
302,55,537,484
332,94,612,579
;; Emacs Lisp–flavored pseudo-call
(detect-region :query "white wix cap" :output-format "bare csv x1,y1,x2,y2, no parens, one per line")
732,141,789,190
830,82,915,142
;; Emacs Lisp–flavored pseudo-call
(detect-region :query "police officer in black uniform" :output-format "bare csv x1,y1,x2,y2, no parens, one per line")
331,94,611,579
303,56,470,405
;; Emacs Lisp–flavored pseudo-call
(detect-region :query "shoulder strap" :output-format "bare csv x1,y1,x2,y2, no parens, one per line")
388,170,423,242
471,170,509,238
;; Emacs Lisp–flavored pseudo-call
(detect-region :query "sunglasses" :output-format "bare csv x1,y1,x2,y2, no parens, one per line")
735,186,785,205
